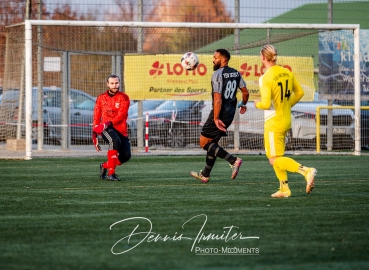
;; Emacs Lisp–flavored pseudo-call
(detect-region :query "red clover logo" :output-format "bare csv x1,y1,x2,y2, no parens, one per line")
149,61,164,77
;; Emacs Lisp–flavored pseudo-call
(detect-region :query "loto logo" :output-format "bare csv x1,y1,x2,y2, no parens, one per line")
239,63,292,77
149,61,164,77
239,63,253,77
149,61,207,77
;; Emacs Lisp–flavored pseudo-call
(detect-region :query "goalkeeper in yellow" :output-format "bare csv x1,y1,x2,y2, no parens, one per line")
254,44,317,198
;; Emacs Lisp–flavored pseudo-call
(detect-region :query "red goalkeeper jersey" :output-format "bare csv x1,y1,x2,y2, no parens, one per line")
93,90,130,137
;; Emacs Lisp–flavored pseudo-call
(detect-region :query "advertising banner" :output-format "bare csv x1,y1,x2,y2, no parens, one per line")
319,29,369,100
124,54,315,101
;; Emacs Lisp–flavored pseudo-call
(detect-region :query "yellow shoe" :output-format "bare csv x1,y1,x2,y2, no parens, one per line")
230,158,243,180
305,168,317,194
271,189,291,198
190,171,209,183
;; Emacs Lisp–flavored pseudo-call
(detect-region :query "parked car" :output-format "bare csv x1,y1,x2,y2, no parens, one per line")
127,100,164,145
289,100,355,149
129,100,204,148
0,87,96,142
201,98,355,150
334,99,369,149
128,100,164,118
361,102,369,149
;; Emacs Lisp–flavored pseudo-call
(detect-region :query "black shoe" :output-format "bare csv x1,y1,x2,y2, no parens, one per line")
100,162,107,180
107,173,120,181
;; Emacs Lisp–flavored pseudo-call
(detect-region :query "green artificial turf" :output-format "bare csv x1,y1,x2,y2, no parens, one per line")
0,155,368,270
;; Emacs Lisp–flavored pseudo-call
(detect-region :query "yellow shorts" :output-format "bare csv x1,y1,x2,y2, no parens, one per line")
264,130,287,158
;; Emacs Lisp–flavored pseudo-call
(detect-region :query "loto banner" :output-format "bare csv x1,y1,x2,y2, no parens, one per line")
124,54,315,101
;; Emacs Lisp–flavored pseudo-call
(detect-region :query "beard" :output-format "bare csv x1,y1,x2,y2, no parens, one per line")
108,88,119,95
213,63,221,71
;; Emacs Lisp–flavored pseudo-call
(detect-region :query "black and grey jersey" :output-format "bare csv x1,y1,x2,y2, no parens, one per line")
211,66,246,122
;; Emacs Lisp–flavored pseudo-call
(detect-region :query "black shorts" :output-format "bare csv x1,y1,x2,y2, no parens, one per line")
201,110,234,141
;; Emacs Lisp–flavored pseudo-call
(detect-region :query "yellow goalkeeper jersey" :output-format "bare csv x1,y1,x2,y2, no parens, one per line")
256,65,304,132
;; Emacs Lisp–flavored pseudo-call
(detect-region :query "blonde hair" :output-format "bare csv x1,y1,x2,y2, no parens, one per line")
260,44,277,63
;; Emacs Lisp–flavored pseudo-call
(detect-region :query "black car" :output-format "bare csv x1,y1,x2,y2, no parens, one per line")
129,100,204,148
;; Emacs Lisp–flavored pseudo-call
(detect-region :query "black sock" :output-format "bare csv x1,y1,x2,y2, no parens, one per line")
202,154,217,177
206,142,236,164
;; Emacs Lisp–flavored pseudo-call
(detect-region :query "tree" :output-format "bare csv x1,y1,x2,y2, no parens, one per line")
0,1,86,87
143,0,234,53
107,0,137,21
104,0,234,54
147,0,232,23
0,1,42,86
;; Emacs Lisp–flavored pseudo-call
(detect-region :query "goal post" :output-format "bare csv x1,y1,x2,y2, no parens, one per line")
17,20,361,159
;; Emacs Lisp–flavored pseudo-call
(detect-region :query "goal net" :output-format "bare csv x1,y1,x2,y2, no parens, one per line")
2,21,362,158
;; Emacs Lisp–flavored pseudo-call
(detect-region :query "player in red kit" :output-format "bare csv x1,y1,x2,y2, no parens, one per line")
92,74,131,181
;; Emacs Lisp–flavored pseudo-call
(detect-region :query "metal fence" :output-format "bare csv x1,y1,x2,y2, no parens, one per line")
1,20,364,159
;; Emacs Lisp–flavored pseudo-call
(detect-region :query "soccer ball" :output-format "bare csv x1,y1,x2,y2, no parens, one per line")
181,52,199,70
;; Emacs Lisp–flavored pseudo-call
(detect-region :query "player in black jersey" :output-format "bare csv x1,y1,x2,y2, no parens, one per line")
191,49,249,182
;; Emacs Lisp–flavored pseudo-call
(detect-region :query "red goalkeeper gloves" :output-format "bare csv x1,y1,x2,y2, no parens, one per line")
93,121,112,134
92,132,102,152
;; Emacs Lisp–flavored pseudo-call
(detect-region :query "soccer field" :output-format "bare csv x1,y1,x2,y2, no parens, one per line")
1,155,368,270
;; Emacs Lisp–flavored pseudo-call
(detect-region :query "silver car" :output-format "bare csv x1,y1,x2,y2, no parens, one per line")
201,98,355,150
0,87,96,142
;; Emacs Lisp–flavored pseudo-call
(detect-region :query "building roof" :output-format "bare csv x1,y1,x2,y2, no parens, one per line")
197,1,368,68
267,1,368,28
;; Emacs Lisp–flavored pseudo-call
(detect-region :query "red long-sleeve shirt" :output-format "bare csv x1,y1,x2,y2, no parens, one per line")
93,90,130,137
